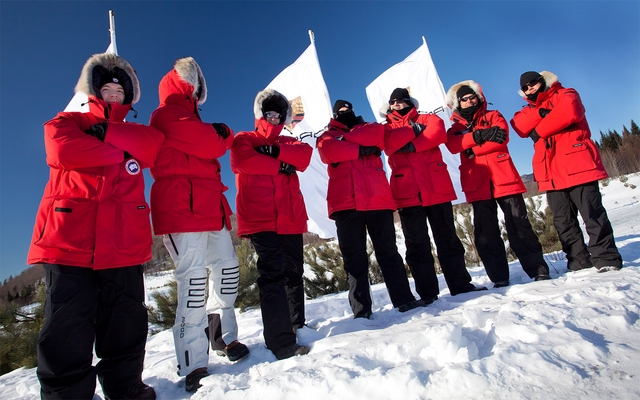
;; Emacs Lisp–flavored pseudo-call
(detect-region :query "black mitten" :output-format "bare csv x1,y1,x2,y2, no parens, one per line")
84,122,108,142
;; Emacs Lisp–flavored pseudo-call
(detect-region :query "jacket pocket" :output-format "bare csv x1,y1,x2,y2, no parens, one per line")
239,176,276,222
190,178,222,218
459,162,485,194
390,167,418,201
34,198,96,251
428,162,455,195
562,142,598,175
490,153,521,186
327,166,354,205
119,202,152,248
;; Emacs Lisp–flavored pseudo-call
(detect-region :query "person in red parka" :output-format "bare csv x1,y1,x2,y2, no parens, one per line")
317,100,425,319
230,89,312,360
382,88,486,300
445,80,550,288
148,57,248,392
28,53,163,400
510,71,622,273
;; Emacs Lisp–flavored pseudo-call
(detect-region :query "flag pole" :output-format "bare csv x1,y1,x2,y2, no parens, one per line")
308,30,315,44
108,10,118,55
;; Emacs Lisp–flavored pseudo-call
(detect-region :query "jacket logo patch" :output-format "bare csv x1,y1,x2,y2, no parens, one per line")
125,159,141,175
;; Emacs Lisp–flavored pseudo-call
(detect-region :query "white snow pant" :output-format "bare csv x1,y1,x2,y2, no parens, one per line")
163,228,240,376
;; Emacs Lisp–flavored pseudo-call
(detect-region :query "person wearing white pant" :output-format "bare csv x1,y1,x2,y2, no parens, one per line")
163,228,243,377
149,57,249,392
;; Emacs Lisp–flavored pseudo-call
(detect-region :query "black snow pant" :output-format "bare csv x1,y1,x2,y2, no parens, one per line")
37,264,148,400
333,209,416,317
472,194,549,282
546,181,622,271
249,232,305,352
399,202,475,298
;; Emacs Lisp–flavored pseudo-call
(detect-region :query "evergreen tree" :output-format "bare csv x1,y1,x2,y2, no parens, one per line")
631,120,640,136
0,282,45,374
235,239,260,311
303,242,349,299
525,197,562,255
453,203,481,267
147,279,178,334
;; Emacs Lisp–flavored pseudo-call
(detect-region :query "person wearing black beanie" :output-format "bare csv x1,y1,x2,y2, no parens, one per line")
316,100,427,317
230,88,313,361
383,87,486,300
29,53,163,400
511,71,622,273
444,79,551,288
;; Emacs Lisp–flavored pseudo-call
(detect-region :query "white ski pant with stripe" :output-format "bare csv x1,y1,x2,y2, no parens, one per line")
163,228,239,376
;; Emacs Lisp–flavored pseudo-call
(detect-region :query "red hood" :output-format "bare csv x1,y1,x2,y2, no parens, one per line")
255,117,284,143
525,81,564,107
158,69,197,111
386,107,419,127
88,96,130,122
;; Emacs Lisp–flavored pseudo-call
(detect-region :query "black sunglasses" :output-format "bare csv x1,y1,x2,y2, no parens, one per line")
459,94,477,103
389,98,410,105
521,79,541,91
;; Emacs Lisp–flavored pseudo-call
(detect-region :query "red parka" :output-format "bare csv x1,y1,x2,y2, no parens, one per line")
444,80,525,203
231,118,312,237
317,119,410,217
510,71,607,192
149,64,234,235
385,108,457,208
27,98,164,269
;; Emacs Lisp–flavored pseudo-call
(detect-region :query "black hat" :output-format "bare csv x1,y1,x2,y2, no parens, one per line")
333,100,353,116
92,65,133,104
262,98,282,113
456,85,475,100
520,71,542,88
389,88,410,101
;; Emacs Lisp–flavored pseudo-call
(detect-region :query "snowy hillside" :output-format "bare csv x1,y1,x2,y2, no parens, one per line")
1,174,639,400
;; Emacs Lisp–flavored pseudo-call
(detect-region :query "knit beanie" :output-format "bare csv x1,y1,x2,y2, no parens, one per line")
333,100,353,116
456,85,475,100
520,71,542,88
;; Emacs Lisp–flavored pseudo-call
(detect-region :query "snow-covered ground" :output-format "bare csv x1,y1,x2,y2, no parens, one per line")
1,174,639,400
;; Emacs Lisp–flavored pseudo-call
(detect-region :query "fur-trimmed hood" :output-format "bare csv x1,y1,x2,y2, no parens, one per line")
253,89,292,125
75,53,140,105
517,70,559,98
173,57,207,105
445,80,485,111
377,96,420,120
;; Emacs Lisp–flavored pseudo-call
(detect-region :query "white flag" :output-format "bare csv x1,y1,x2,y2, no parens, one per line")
64,12,118,112
266,31,337,238
365,37,463,202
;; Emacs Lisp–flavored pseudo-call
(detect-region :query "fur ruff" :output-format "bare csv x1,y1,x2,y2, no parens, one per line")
173,57,207,105
75,53,140,104
517,71,559,98
446,80,483,110
253,89,292,125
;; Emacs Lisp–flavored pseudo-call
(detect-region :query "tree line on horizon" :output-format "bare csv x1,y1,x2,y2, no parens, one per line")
1,119,638,375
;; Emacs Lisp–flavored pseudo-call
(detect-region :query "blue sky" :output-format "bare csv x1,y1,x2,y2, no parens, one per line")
1,1,638,282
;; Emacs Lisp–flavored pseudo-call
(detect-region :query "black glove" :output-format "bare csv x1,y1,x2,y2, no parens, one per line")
396,142,416,153
529,129,541,143
473,126,506,145
123,151,132,160
464,148,475,159
538,108,551,118
255,145,280,158
358,145,381,157
409,121,425,137
84,122,108,142
211,123,232,139
279,162,296,175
